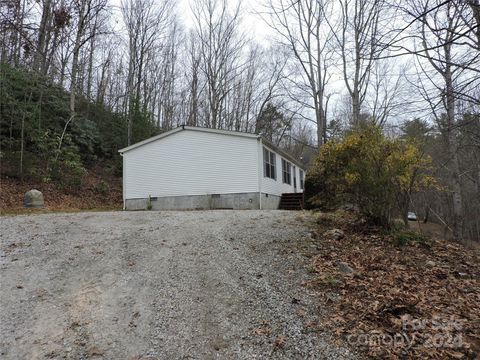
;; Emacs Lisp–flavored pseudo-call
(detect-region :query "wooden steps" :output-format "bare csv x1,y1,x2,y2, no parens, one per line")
278,192,304,210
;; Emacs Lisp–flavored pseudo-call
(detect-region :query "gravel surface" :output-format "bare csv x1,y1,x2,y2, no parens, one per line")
0,210,354,359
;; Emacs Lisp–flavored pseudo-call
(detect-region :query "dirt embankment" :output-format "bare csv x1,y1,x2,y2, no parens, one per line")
0,169,122,214
303,211,480,359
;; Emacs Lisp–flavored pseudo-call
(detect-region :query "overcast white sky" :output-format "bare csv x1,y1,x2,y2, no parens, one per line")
110,0,276,44
176,0,275,42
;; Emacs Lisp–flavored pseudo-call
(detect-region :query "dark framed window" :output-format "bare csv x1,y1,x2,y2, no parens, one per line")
299,169,305,190
293,165,297,188
282,159,292,185
263,148,276,180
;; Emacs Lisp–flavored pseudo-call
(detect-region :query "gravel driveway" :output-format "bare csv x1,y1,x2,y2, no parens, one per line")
0,210,353,359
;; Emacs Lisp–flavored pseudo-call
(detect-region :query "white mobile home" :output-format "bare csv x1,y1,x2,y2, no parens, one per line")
119,126,306,210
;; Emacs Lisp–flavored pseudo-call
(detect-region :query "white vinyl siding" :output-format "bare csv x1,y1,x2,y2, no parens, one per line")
123,130,259,199
121,127,306,203
260,143,304,196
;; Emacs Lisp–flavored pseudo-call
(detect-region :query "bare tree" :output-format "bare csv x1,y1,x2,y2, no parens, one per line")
59,0,106,115
249,46,287,134
50,0,107,162
366,59,409,126
471,1,480,45
264,0,334,147
144,19,182,130
409,0,480,242
185,30,202,127
34,0,54,72
0,0,31,66
121,0,173,144
332,0,385,127
192,0,245,130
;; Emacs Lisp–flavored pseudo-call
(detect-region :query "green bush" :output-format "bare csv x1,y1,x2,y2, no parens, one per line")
51,160,86,189
146,195,153,211
95,180,110,196
393,230,429,247
50,134,87,189
0,63,128,183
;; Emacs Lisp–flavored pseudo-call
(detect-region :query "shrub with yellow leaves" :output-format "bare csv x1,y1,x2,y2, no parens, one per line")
305,125,435,228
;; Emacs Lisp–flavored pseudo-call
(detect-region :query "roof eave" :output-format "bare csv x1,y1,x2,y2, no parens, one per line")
118,127,184,153
118,125,260,154
118,126,305,169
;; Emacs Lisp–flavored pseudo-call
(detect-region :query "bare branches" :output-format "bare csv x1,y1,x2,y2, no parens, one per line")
121,0,174,144
263,0,334,147
406,0,480,242
191,0,248,130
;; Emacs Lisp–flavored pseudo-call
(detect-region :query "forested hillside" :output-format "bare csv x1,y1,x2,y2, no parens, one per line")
0,63,127,211
1,63,129,181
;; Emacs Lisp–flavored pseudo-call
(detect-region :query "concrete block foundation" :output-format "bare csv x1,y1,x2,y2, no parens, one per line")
125,193,281,210
260,193,281,210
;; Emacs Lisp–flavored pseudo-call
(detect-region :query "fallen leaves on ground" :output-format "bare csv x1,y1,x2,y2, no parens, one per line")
253,320,272,336
0,164,122,214
306,212,479,359
274,335,287,348
86,346,105,357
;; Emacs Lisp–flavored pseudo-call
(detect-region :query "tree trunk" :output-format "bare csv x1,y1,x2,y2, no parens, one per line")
20,90,33,181
126,53,135,145
97,58,109,106
424,206,430,223
468,0,480,49
444,43,464,242
352,31,361,127
34,0,52,72
70,0,88,115
86,23,97,112
56,0,90,159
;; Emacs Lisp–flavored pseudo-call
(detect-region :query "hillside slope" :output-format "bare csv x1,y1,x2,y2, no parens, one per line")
299,211,479,359
1,165,122,214
0,64,130,212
